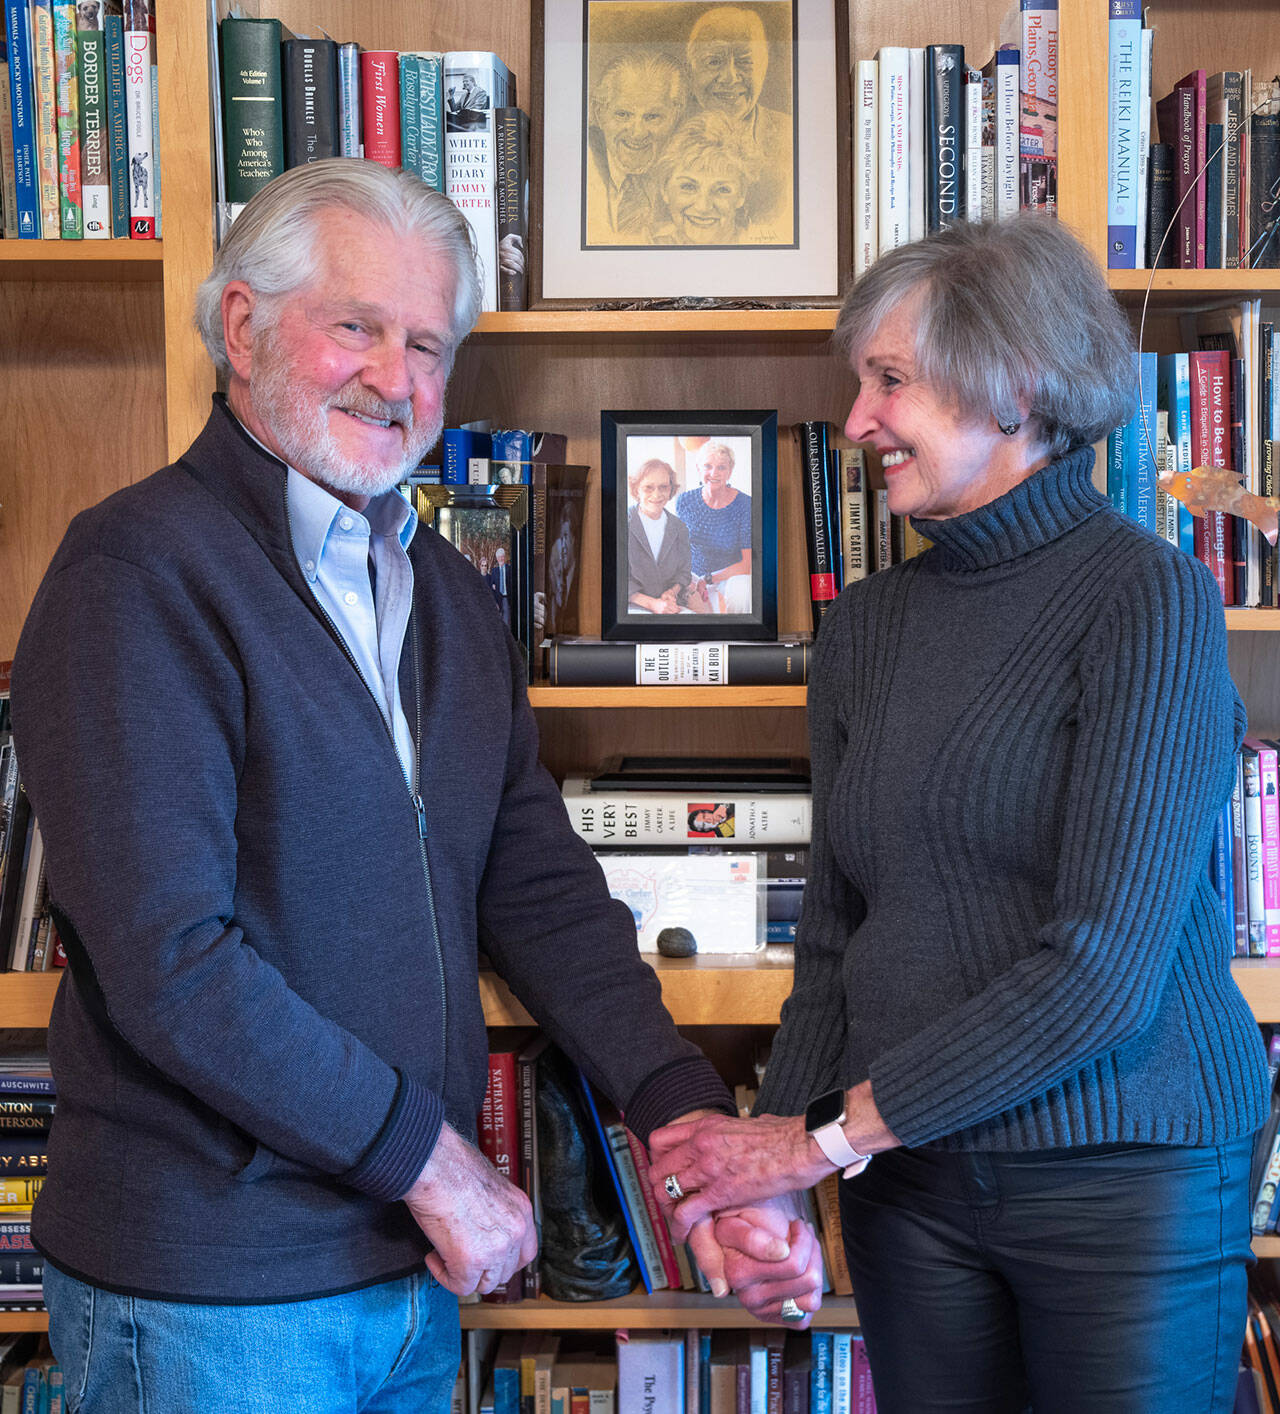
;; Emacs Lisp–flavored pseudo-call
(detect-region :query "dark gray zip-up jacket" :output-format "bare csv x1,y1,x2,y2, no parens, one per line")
11,397,732,1302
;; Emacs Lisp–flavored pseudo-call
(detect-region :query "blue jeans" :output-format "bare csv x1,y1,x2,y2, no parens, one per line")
42,1264,460,1413
840,1138,1255,1414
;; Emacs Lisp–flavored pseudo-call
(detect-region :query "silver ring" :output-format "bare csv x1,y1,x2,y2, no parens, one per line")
780,1298,804,1322
663,1174,685,1201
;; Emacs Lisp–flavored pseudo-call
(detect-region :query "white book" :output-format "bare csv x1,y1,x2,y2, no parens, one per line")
444,51,514,313
965,64,984,223
1135,26,1152,267
908,46,925,242
560,777,811,846
993,47,1019,218
122,0,154,237
876,48,910,253
616,1332,682,1413
748,1334,767,1414
853,59,877,277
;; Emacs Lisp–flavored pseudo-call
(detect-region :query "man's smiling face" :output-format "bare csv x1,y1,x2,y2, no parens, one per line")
238,207,456,507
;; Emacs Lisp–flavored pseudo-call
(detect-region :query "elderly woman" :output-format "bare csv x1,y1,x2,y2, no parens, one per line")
649,216,1268,1411
627,458,700,614
674,440,752,613
651,111,755,247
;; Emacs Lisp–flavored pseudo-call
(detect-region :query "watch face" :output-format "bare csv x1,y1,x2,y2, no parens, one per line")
806,1088,846,1131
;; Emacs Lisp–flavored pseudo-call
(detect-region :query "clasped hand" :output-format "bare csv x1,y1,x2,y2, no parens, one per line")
649,1112,845,1327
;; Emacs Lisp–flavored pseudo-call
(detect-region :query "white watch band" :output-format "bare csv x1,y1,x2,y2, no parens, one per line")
811,1120,871,1178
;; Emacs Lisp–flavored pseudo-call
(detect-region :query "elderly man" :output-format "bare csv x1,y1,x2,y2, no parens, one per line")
685,5,793,233
9,160,817,1411
585,51,687,243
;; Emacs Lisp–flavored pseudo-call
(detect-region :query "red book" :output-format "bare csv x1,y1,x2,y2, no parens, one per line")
1189,348,1232,603
1156,70,1206,268
359,51,401,167
622,1126,683,1289
477,1030,532,1303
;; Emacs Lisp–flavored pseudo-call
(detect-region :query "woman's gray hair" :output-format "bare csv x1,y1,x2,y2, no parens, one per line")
834,214,1136,456
629,458,679,499
696,440,736,469
194,158,483,374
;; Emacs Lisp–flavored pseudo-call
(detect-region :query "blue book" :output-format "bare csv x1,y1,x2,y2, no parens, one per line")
44,1367,63,1414
490,428,532,468
1157,352,1196,554
1131,350,1159,533
102,4,128,237
575,1068,655,1292
441,426,491,485
809,1332,833,1414
19,1368,40,1414
699,1330,712,1414
1204,121,1224,269
3,0,40,236
1107,0,1142,266
1212,794,1235,938
1106,419,1131,517
417,52,444,193
492,1364,519,1414
830,1333,852,1414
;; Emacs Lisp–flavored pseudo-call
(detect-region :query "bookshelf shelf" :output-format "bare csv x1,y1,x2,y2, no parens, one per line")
459,1291,859,1330
472,309,839,340
0,242,164,282
1225,611,1280,631
0,1314,45,1333
526,686,809,709
1108,269,1280,302
11,959,1280,1028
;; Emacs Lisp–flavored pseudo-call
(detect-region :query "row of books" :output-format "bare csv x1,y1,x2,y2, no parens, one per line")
0,691,62,976
0,1337,62,1412
457,1327,877,1414
1204,739,1280,963
1,0,158,239
213,19,529,309
1107,305,1279,606
1106,5,1280,269
852,4,1058,278
0,1059,53,1319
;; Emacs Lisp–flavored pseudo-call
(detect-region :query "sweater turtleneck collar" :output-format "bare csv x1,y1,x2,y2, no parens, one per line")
914,445,1106,572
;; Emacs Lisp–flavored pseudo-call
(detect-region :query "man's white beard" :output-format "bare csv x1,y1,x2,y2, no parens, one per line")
251,334,442,501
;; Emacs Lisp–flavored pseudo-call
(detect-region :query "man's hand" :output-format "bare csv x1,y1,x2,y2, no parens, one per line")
402,1122,538,1297
715,1195,825,1327
648,1112,828,1239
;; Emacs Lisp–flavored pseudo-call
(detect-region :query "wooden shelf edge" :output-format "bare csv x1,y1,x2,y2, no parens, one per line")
0,1312,46,1332
0,240,163,282
472,309,838,339
461,1292,858,1330
528,686,808,709
0,973,61,1026
1225,610,1280,631
1255,1235,1280,1259
480,949,796,1027
1109,269,1280,298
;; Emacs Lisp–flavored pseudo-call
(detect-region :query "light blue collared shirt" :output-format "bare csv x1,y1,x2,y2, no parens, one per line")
286,468,418,787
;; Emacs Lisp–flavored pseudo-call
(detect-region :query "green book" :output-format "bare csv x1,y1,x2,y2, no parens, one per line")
102,1,127,236
399,52,420,178
417,52,443,192
52,0,80,237
219,15,284,206
76,9,108,237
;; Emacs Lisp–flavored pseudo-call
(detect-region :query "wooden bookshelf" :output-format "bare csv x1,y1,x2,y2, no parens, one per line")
0,241,164,281
460,1292,860,1330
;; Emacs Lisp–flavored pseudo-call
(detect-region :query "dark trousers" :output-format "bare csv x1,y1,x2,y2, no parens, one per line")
839,1138,1255,1413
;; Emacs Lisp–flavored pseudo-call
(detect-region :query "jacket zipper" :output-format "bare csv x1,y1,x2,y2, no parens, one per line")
284,502,448,1094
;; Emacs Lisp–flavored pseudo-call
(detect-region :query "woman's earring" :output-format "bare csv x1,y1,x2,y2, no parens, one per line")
997,419,1021,436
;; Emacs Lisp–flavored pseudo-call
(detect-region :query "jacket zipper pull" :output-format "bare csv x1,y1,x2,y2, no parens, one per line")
412,794,429,840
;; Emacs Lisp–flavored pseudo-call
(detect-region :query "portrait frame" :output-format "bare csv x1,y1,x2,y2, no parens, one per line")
412,484,533,672
531,0,850,303
601,410,777,642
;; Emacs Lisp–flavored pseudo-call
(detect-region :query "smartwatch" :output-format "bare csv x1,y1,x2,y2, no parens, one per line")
804,1088,872,1178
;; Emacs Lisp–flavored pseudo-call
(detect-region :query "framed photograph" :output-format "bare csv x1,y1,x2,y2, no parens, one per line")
413,484,533,671
533,0,848,302
601,410,777,641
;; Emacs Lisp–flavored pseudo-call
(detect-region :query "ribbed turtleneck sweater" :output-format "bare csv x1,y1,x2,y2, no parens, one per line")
755,446,1269,1150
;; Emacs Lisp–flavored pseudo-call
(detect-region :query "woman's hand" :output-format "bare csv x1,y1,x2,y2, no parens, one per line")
714,1194,826,1327
648,1112,830,1240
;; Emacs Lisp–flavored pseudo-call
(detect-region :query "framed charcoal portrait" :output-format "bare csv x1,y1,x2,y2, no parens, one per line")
535,0,847,301
601,410,777,641
413,484,533,672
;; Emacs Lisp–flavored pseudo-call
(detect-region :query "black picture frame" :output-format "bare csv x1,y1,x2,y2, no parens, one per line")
601,410,777,641
412,484,533,672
